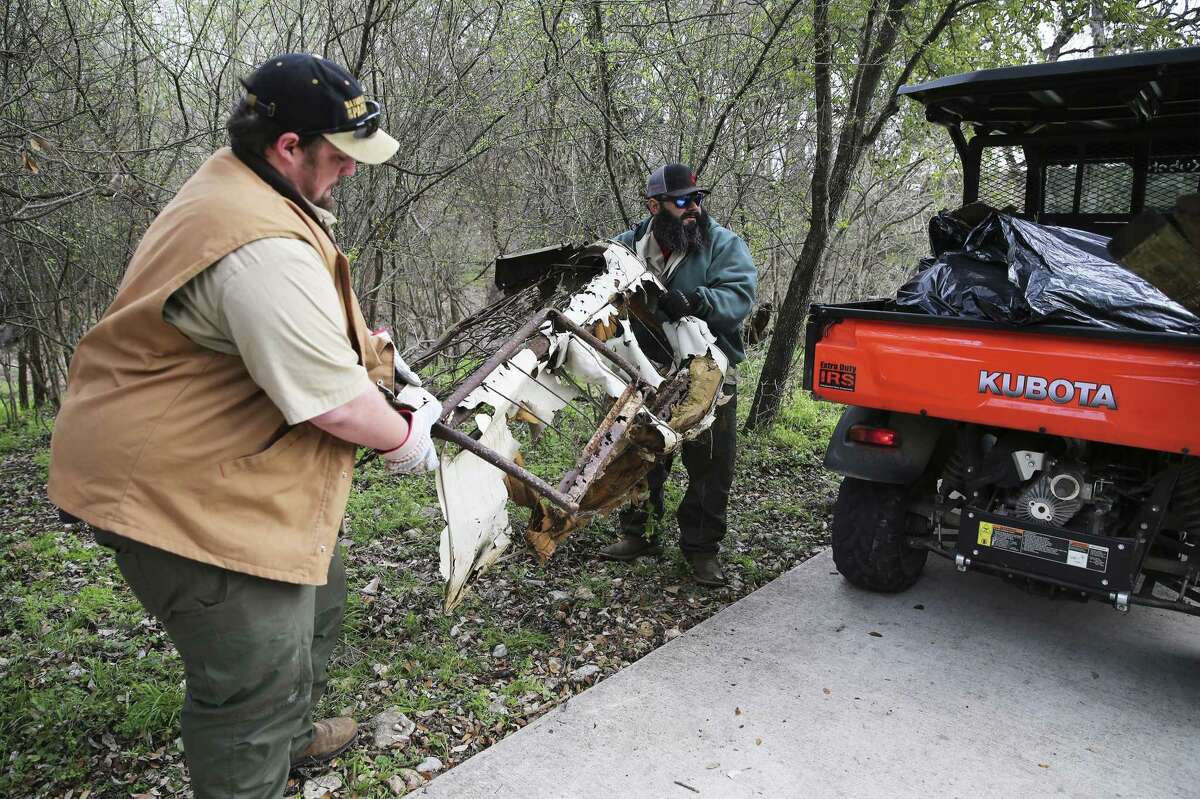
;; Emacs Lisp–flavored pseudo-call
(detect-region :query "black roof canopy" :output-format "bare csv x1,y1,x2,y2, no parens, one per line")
900,47,1200,137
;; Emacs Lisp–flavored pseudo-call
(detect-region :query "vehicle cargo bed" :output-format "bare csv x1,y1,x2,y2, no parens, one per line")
804,301,1200,455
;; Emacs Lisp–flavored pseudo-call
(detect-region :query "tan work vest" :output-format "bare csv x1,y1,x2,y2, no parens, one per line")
48,148,392,585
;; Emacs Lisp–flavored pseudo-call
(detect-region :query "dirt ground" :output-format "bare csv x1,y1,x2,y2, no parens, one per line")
0,396,839,797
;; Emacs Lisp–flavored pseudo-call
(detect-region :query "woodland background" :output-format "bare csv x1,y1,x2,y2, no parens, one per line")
2,2,1200,795
2,0,1198,424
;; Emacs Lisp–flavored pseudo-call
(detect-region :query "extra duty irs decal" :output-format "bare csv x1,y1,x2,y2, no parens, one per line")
978,370,1117,410
819,361,856,392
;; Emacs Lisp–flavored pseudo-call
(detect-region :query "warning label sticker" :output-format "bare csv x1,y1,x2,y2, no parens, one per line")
976,520,1108,573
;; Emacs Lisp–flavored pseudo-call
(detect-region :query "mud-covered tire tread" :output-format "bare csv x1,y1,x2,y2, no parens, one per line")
831,477,928,592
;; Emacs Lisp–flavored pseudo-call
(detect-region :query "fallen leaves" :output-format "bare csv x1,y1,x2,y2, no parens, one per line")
0,397,838,796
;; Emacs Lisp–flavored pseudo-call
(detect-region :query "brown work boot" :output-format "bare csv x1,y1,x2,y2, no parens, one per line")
685,552,728,587
291,717,357,769
599,533,662,561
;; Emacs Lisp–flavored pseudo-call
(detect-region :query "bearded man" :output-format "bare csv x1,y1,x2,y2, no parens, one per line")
48,54,441,797
601,164,758,586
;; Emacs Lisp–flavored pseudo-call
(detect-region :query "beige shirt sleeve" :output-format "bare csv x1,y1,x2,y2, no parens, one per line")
163,237,373,424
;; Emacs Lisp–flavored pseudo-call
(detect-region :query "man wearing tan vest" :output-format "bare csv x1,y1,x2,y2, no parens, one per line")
48,54,438,797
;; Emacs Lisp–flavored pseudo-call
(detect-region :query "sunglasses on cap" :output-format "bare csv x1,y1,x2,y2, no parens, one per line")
659,192,705,209
306,99,383,138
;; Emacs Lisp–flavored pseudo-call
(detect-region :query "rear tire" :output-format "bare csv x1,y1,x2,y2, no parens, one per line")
831,477,928,592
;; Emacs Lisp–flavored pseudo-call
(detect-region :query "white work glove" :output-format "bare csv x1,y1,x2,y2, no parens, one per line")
394,352,423,389
379,385,442,474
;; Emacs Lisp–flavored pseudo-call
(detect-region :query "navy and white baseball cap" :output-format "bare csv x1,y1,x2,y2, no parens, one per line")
240,53,399,164
645,163,708,198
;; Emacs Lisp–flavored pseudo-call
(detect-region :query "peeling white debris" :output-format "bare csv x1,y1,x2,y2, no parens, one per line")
457,348,579,423
665,317,728,374
438,406,519,611
607,318,667,388
436,241,729,612
557,332,629,396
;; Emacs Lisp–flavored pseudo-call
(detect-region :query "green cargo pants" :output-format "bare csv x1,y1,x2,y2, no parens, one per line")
94,529,346,798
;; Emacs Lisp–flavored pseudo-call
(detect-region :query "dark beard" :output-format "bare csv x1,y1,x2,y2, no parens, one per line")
653,206,710,254
302,146,336,211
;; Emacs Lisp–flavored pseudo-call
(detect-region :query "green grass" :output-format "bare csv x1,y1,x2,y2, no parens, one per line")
768,387,841,457
344,466,439,542
0,405,52,455
0,350,842,796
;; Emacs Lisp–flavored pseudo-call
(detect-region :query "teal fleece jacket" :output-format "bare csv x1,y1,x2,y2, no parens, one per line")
614,215,757,364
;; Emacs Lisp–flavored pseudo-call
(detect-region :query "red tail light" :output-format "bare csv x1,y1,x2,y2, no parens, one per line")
848,424,900,447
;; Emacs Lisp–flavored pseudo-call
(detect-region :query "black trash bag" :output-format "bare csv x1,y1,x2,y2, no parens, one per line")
895,211,1200,334
927,211,973,256
927,202,995,256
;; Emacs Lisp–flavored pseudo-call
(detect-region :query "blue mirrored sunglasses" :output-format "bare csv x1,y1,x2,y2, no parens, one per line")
661,192,705,209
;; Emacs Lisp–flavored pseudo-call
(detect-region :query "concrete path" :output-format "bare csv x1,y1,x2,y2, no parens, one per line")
417,550,1200,799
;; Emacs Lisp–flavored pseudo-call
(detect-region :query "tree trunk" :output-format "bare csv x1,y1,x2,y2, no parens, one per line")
588,0,631,228
746,0,966,429
366,249,384,326
745,0,833,429
17,339,30,410
1089,1,1108,54
29,332,47,408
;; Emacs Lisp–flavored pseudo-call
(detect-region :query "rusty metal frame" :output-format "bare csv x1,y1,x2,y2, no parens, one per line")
430,308,651,516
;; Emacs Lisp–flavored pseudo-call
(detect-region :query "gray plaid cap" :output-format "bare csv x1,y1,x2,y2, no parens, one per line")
645,163,709,198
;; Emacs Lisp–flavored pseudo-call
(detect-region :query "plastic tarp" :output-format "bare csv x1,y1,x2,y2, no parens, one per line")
895,210,1200,335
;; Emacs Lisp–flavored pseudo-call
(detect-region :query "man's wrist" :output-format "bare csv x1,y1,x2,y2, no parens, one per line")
378,409,413,454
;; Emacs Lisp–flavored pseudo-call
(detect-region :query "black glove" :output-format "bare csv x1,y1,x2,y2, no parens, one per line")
660,289,696,322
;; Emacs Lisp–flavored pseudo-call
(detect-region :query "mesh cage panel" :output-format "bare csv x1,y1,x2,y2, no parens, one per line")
1146,157,1200,212
1079,162,1132,214
1042,164,1076,213
978,146,1026,211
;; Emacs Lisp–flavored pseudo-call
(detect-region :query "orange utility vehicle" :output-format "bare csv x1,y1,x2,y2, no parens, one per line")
807,48,1200,616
